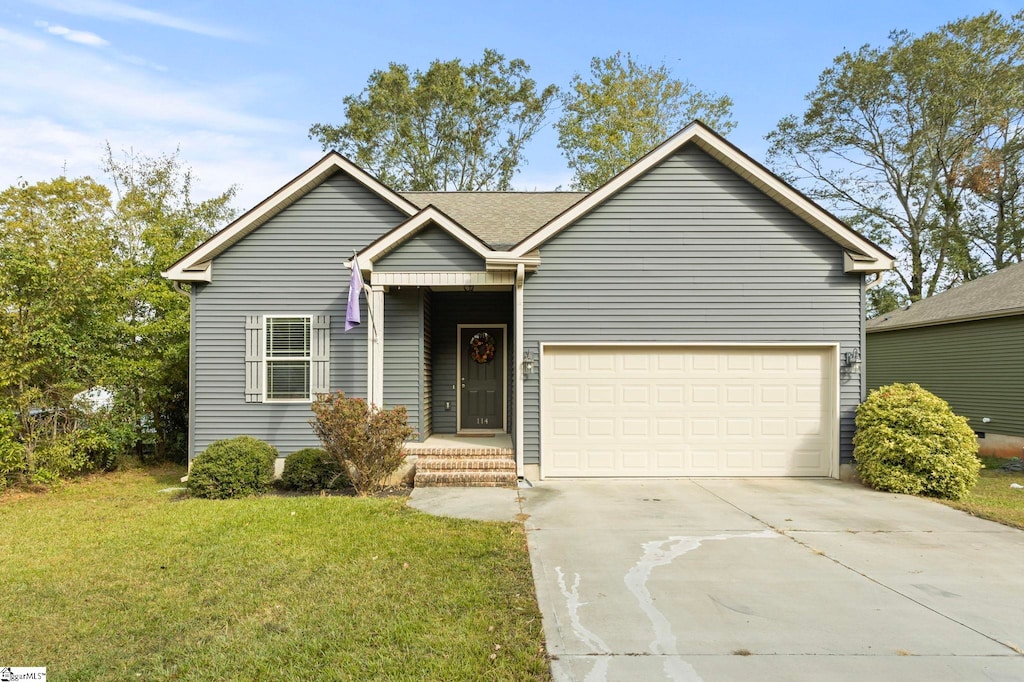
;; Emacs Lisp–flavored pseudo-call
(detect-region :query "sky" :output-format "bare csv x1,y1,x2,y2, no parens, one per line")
0,0,1015,211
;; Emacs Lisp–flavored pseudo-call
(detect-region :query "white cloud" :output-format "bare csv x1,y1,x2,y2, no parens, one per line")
0,24,312,209
35,21,109,47
27,0,240,40
0,25,47,51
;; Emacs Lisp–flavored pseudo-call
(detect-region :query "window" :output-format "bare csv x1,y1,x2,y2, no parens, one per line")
265,316,311,400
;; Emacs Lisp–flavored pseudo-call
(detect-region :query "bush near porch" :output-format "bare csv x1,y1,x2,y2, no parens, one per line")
0,465,550,680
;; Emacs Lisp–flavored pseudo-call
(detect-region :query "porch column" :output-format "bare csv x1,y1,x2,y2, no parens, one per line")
369,285,385,406
514,264,525,477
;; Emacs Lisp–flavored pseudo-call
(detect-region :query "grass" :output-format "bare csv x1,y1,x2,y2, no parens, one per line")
936,456,1024,530
0,465,550,680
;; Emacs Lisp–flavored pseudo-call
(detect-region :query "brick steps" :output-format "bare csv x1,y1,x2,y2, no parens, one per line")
415,470,518,487
409,447,518,488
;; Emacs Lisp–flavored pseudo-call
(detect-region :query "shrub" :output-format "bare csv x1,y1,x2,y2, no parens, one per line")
310,392,415,496
0,413,26,489
853,383,980,500
281,447,347,492
186,435,277,499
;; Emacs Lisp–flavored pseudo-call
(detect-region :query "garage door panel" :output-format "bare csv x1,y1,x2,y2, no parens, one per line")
542,346,834,477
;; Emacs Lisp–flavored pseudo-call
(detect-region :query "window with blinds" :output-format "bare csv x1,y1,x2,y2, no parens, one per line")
265,316,311,400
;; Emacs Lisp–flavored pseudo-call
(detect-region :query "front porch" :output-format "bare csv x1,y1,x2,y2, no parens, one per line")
405,434,517,488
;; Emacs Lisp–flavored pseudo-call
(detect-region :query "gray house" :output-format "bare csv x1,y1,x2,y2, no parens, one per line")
867,261,1024,457
163,122,892,483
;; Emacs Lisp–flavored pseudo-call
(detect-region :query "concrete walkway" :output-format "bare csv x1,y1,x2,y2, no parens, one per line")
521,478,1024,681
407,485,522,522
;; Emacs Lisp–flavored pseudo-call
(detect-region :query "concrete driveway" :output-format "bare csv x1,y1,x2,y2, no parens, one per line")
520,478,1024,681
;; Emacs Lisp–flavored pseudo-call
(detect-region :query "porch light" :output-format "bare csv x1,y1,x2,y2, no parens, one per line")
522,350,536,376
843,347,861,371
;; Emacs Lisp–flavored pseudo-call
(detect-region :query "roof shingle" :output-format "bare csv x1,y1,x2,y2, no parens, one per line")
867,261,1024,332
400,191,586,248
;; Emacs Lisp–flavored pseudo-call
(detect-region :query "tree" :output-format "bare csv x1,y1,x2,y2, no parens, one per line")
0,177,119,472
556,52,735,190
309,49,558,191
767,12,1024,304
103,147,237,461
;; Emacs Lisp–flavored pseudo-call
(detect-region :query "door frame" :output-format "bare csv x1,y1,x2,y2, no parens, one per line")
456,323,508,434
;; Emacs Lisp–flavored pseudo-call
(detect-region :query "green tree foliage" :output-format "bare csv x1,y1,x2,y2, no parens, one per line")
767,12,1024,304
103,147,237,461
0,177,121,477
0,149,236,484
556,52,735,190
310,49,558,191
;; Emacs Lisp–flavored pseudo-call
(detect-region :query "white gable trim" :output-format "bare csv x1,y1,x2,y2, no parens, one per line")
162,152,420,283
357,206,494,271
510,122,894,274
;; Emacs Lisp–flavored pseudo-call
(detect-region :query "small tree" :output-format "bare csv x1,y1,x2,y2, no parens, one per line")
310,392,414,496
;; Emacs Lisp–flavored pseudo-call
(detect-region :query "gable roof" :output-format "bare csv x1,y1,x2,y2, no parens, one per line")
163,121,894,283
509,121,894,274
867,261,1024,332
162,151,419,282
400,192,585,248
357,205,494,266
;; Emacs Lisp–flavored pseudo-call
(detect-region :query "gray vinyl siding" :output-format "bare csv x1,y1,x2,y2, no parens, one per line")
430,292,513,433
522,145,865,466
422,290,433,438
191,172,407,460
383,289,423,439
375,225,485,272
867,315,1024,437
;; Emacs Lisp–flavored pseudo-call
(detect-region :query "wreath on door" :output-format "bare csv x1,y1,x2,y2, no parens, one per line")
469,332,496,364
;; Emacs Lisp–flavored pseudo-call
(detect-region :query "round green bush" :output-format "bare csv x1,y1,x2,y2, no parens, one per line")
281,447,347,492
186,435,278,499
853,383,980,500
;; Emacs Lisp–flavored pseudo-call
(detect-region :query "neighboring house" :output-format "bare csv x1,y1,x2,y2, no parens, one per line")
163,122,892,481
866,261,1024,456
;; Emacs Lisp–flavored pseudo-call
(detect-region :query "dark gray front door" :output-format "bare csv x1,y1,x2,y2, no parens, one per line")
459,326,504,431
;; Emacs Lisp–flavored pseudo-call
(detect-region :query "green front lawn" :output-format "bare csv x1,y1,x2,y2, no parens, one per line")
937,457,1024,530
0,466,550,680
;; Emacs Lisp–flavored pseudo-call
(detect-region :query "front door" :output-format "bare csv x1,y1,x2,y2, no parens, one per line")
458,325,505,431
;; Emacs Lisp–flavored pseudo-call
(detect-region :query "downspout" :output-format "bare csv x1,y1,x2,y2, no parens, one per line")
514,263,525,479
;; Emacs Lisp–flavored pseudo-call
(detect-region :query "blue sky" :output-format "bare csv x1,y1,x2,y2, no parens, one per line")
0,0,1013,210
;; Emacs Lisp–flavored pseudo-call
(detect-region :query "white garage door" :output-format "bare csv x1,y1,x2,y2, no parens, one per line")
541,346,836,477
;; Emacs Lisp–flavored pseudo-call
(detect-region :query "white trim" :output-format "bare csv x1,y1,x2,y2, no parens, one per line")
368,286,385,406
510,122,893,274
514,264,525,477
370,271,516,288
845,251,889,273
537,342,841,480
830,345,840,479
358,207,493,270
162,152,419,282
262,314,314,403
456,324,508,433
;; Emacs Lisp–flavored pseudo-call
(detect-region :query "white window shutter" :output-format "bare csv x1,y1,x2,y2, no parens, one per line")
311,315,331,397
245,315,264,403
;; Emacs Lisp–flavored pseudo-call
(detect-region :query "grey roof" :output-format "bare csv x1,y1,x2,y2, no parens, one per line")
400,191,586,248
867,260,1024,332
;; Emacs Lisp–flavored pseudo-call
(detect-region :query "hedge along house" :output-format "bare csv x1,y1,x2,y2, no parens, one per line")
866,261,1024,457
163,122,893,484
